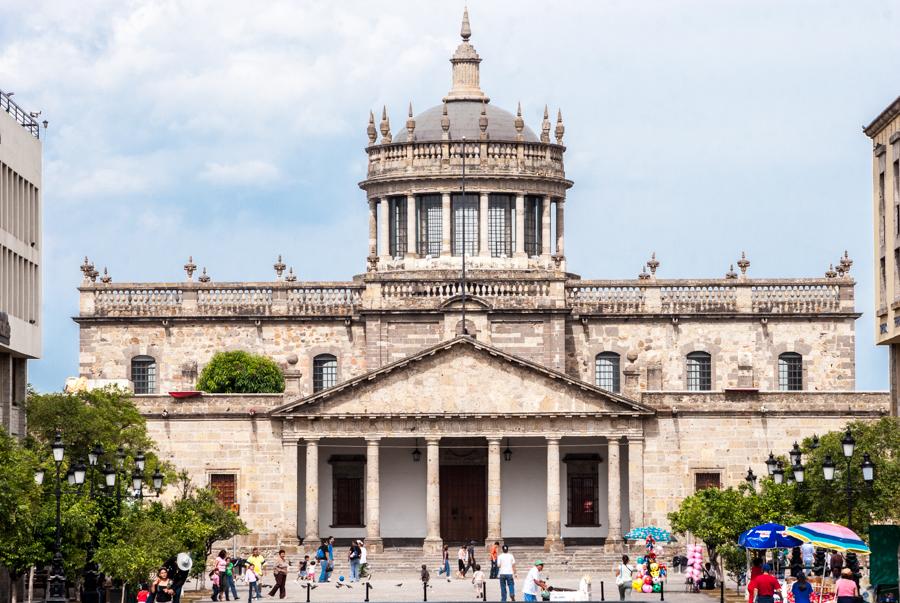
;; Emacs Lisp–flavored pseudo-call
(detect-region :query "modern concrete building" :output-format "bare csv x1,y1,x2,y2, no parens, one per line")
864,95,900,416
0,89,42,437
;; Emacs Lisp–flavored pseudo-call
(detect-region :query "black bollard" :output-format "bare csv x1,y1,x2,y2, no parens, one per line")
305,582,311,603
600,581,605,601
719,578,724,603
483,581,487,601
423,581,428,602
365,582,372,602
660,581,665,602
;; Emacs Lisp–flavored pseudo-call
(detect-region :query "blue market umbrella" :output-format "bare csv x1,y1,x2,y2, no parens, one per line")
738,523,803,549
625,526,673,542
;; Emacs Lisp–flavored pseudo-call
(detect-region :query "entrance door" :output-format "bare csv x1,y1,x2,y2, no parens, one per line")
440,465,487,543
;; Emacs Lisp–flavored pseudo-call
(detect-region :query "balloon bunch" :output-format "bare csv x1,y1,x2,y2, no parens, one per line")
631,549,667,593
685,544,704,584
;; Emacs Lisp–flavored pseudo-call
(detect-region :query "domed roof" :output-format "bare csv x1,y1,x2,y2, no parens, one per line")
394,101,538,143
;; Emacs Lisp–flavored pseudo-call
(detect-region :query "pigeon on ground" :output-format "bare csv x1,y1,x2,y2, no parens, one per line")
395,583,403,587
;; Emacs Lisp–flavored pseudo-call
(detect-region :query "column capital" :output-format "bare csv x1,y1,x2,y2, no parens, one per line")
365,435,382,443
545,435,562,443
425,436,442,445
305,436,321,443
487,436,503,445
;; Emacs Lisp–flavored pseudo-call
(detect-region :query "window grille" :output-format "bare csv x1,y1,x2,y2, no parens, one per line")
694,472,721,491
524,196,542,256
417,195,442,257
595,352,621,393
778,353,803,391
686,352,711,391
330,456,365,526
210,474,236,507
451,194,478,257
488,195,514,258
388,197,407,258
131,356,157,394
564,457,600,526
313,354,338,392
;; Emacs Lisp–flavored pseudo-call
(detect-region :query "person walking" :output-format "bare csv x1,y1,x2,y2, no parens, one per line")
326,537,336,582
244,565,258,602
358,541,369,579
472,564,486,598
497,545,516,602
151,569,175,603
267,550,288,598
791,573,813,603
615,555,635,601
225,557,239,600
522,561,547,602
829,552,844,580
246,548,265,600
438,544,451,580
750,563,781,603
348,540,362,582
834,569,859,603
467,541,477,575
489,542,500,579
317,539,330,583
458,545,469,578
215,551,229,601
210,570,221,602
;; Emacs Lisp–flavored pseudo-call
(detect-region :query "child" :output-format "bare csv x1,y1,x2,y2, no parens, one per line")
209,570,220,602
421,564,431,585
306,560,316,581
137,584,150,603
244,565,258,601
297,556,309,582
472,564,485,598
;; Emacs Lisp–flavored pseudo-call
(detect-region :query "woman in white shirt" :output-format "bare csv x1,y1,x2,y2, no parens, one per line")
615,555,635,600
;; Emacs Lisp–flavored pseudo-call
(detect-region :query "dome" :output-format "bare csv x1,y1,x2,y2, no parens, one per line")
394,101,539,143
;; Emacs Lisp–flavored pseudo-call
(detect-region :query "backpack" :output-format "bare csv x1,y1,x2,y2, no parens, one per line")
316,547,326,560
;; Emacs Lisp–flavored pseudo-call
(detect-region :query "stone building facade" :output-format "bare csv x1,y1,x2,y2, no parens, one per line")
75,11,889,552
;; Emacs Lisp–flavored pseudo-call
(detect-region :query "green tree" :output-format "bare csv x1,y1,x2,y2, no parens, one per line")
94,504,181,588
168,488,248,577
196,351,285,393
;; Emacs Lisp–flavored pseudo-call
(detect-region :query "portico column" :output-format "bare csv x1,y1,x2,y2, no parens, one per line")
479,192,489,257
282,441,300,541
541,195,552,257
304,437,320,544
607,438,622,541
555,198,565,258
627,437,644,531
441,193,451,256
365,437,383,552
424,437,443,553
487,437,502,543
514,194,526,257
378,198,390,261
368,199,378,259
406,194,418,258
545,436,564,551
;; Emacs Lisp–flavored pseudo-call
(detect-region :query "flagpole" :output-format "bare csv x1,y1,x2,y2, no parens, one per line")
460,136,468,336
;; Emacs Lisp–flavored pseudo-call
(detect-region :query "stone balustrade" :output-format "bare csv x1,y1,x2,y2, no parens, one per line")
365,139,567,181
641,391,889,415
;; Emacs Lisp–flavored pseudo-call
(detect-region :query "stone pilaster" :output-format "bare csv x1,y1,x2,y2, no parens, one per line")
607,438,622,541
514,194,526,257
368,199,378,259
406,195,418,258
479,192,489,257
424,437,443,553
545,436,564,551
555,198,565,258
282,441,299,541
627,437,644,531
487,437,502,542
365,437,383,552
378,198,390,260
305,438,320,545
441,193,451,257
541,195,552,257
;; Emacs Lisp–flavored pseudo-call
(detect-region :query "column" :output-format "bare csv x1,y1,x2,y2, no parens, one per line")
487,437,502,543
282,441,299,542
541,195,552,256
441,193,452,256
304,438,320,544
366,437,383,552
555,198,565,258
627,437,644,531
406,195,418,258
378,197,390,260
367,199,378,259
424,437,443,553
514,194,526,257
479,192,489,257
607,438,622,541
545,436,564,551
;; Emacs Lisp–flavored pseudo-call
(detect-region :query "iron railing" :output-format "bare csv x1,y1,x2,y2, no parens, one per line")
0,89,41,139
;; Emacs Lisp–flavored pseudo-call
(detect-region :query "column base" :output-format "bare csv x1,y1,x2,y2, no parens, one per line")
543,536,565,552
364,537,384,553
423,538,444,555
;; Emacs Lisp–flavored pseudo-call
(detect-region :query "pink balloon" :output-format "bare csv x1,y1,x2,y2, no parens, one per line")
642,585,653,593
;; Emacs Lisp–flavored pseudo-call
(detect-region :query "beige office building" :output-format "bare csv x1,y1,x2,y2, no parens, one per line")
865,96,900,416
0,90,42,437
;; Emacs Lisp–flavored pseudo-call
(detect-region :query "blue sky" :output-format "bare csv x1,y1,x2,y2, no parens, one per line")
1,0,897,392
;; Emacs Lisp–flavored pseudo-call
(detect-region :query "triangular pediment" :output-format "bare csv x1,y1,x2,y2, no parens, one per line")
271,337,654,417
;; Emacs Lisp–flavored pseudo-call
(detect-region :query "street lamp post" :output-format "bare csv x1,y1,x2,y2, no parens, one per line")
44,431,85,603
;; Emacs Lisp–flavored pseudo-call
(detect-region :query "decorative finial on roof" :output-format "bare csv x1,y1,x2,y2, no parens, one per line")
441,101,450,139
367,110,377,144
555,108,565,145
184,256,197,281
479,99,489,139
461,6,471,41
646,252,660,276
100,267,112,284
406,102,416,141
380,106,392,144
274,254,286,280
198,267,211,283
285,267,297,282
541,105,551,143
839,250,852,275
514,102,525,141
825,263,837,279
725,264,738,280
638,265,651,280
737,251,750,276
80,256,95,283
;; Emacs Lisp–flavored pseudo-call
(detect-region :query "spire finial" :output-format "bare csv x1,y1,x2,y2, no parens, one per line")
555,108,565,144
514,102,525,141
184,255,197,281
825,263,837,279
100,267,112,284
367,110,377,144
737,251,750,276
379,105,392,144
479,99,488,139
646,252,660,276
541,105,551,143
839,250,853,275
406,102,416,140
274,254,286,280
461,6,471,41
725,264,738,280
441,100,450,139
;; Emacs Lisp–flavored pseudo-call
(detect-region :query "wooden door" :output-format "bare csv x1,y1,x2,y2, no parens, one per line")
440,465,487,543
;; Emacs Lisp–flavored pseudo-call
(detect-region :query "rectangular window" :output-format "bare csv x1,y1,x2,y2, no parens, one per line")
388,197,407,258
330,457,365,527
695,472,721,491
686,353,711,391
565,457,600,527
451,193,478,256
523,196,542,256
778,354,803,391
595,353,621,393
417,195,442,257
488,194,514,258
210,474,237,507
131,357,157,395
881,257,887,301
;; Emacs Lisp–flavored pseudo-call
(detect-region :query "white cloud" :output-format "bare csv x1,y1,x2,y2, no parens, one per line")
199,160,281,186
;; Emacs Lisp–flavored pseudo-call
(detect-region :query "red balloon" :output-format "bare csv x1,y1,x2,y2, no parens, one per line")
644,576,653,585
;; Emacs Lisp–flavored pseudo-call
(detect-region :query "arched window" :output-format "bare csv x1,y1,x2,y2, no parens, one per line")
594,352,620,393
131,356,157,394
686,352,711,391
778,352,803,391
313,354,338,393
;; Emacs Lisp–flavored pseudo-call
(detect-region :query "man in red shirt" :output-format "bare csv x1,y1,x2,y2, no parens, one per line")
749,563,781,603
489,542,500,579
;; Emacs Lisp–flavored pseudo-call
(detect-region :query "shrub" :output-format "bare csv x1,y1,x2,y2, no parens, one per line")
196,351,285,393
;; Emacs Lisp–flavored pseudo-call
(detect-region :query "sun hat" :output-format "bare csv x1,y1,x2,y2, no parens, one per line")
535,560,544,566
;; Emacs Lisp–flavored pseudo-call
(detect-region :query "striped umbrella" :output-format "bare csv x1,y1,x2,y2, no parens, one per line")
784,522,870,553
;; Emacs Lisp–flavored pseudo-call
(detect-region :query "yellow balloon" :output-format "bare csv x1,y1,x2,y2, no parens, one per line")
633,580,643,591
650,563,659,572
